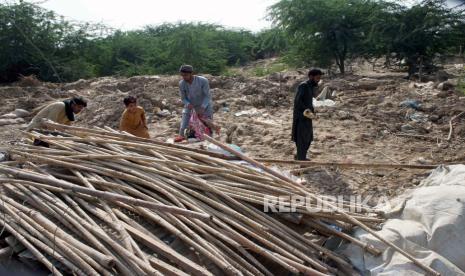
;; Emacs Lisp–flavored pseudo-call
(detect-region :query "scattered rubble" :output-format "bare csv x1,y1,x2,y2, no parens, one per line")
0,63,464,202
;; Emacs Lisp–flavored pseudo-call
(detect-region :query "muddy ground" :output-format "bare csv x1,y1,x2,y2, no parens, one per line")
1,62,464,204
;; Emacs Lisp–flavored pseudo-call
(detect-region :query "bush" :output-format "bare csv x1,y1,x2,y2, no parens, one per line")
0,2,287,82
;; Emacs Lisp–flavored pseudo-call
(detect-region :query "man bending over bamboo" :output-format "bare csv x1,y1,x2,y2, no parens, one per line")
175,64,218,142
26,96,87,146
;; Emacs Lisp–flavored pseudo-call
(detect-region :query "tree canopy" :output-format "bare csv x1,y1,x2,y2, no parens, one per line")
0,1,286,82
0,0,464,82
270,0,465,75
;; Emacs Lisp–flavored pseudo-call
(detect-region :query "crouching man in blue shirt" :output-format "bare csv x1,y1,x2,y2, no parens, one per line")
175,65,214,142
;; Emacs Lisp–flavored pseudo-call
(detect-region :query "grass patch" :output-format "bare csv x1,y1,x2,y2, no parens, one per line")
223,58,294,78
222,68,242,77
251,62,289,77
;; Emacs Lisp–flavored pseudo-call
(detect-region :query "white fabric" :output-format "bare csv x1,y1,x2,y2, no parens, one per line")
340,165,465,275
313,98,336,107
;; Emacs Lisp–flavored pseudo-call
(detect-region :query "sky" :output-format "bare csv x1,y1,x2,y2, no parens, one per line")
29,0,279,32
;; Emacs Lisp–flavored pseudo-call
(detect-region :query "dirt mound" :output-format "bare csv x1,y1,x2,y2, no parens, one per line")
58,74,299,128
15,75,42,87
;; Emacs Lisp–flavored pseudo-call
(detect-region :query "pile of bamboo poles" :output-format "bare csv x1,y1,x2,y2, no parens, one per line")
0,122,437,275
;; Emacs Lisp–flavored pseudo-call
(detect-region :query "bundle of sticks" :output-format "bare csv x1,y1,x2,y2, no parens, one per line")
0,122,438,275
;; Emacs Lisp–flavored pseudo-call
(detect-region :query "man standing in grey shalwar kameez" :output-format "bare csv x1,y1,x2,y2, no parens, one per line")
175,65,214,142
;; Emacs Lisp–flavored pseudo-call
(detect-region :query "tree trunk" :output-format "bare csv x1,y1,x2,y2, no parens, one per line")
338,59,345,74
334,53,345,74
418,56,423,82
407,58,416,80
340,40,347,74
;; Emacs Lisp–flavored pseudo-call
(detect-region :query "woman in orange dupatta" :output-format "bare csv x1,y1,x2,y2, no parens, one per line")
119,96,150,138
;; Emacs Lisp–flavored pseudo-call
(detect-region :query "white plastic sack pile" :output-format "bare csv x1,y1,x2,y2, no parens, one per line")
313,98,336,107
339,165,465,275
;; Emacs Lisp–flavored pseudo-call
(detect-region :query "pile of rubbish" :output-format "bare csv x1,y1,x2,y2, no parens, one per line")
0,122,394,275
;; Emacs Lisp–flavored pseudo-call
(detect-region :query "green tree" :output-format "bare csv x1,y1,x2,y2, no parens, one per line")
0,1,63,81
269,0,383,73
141,23,227,74
0,1,110,82
367,0,465,77
1,2,292,82
254,28,288,59
219,29,256,66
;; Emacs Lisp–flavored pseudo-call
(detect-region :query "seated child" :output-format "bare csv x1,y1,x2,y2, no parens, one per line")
119,96,150,138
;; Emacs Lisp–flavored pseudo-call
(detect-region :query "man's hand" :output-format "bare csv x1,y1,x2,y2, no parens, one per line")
303,109,316,120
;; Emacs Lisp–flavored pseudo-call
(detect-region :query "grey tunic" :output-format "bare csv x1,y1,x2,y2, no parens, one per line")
178,76,213,135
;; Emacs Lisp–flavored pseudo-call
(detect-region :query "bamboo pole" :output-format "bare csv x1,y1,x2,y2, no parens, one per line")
105,176,250,274
6,220,88,276
0,198,101,275
304,219,382,256
72,170,134,254
0,218,64,276
112,209,213,276
43,121,236,160
55,198,163,275
0,194,113,276
111,180,278,275
60,194,140,276
30,189,125,269
1,126,395,275
14,183,129,272
200,196,332,273
122,203,242,276
256,158,441,171
0,163,211,220
203,135,441,276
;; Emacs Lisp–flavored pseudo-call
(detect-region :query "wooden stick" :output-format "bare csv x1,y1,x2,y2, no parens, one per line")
62,196,138,275
112,209,213,276
72,170,134,254
203,135,441,276
74,204,164,276
2,214,88,276
3,127,393,274
255,159,439,171
0,194,99,273
0,164,211,220
0,196,108,276
28,189,121,270
395,133,441,141
447,111,465,141
0,218,64,276
304,219,382,256
43,121,236,160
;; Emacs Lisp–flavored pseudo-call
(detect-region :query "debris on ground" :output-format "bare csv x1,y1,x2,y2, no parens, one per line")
0,64,464,201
